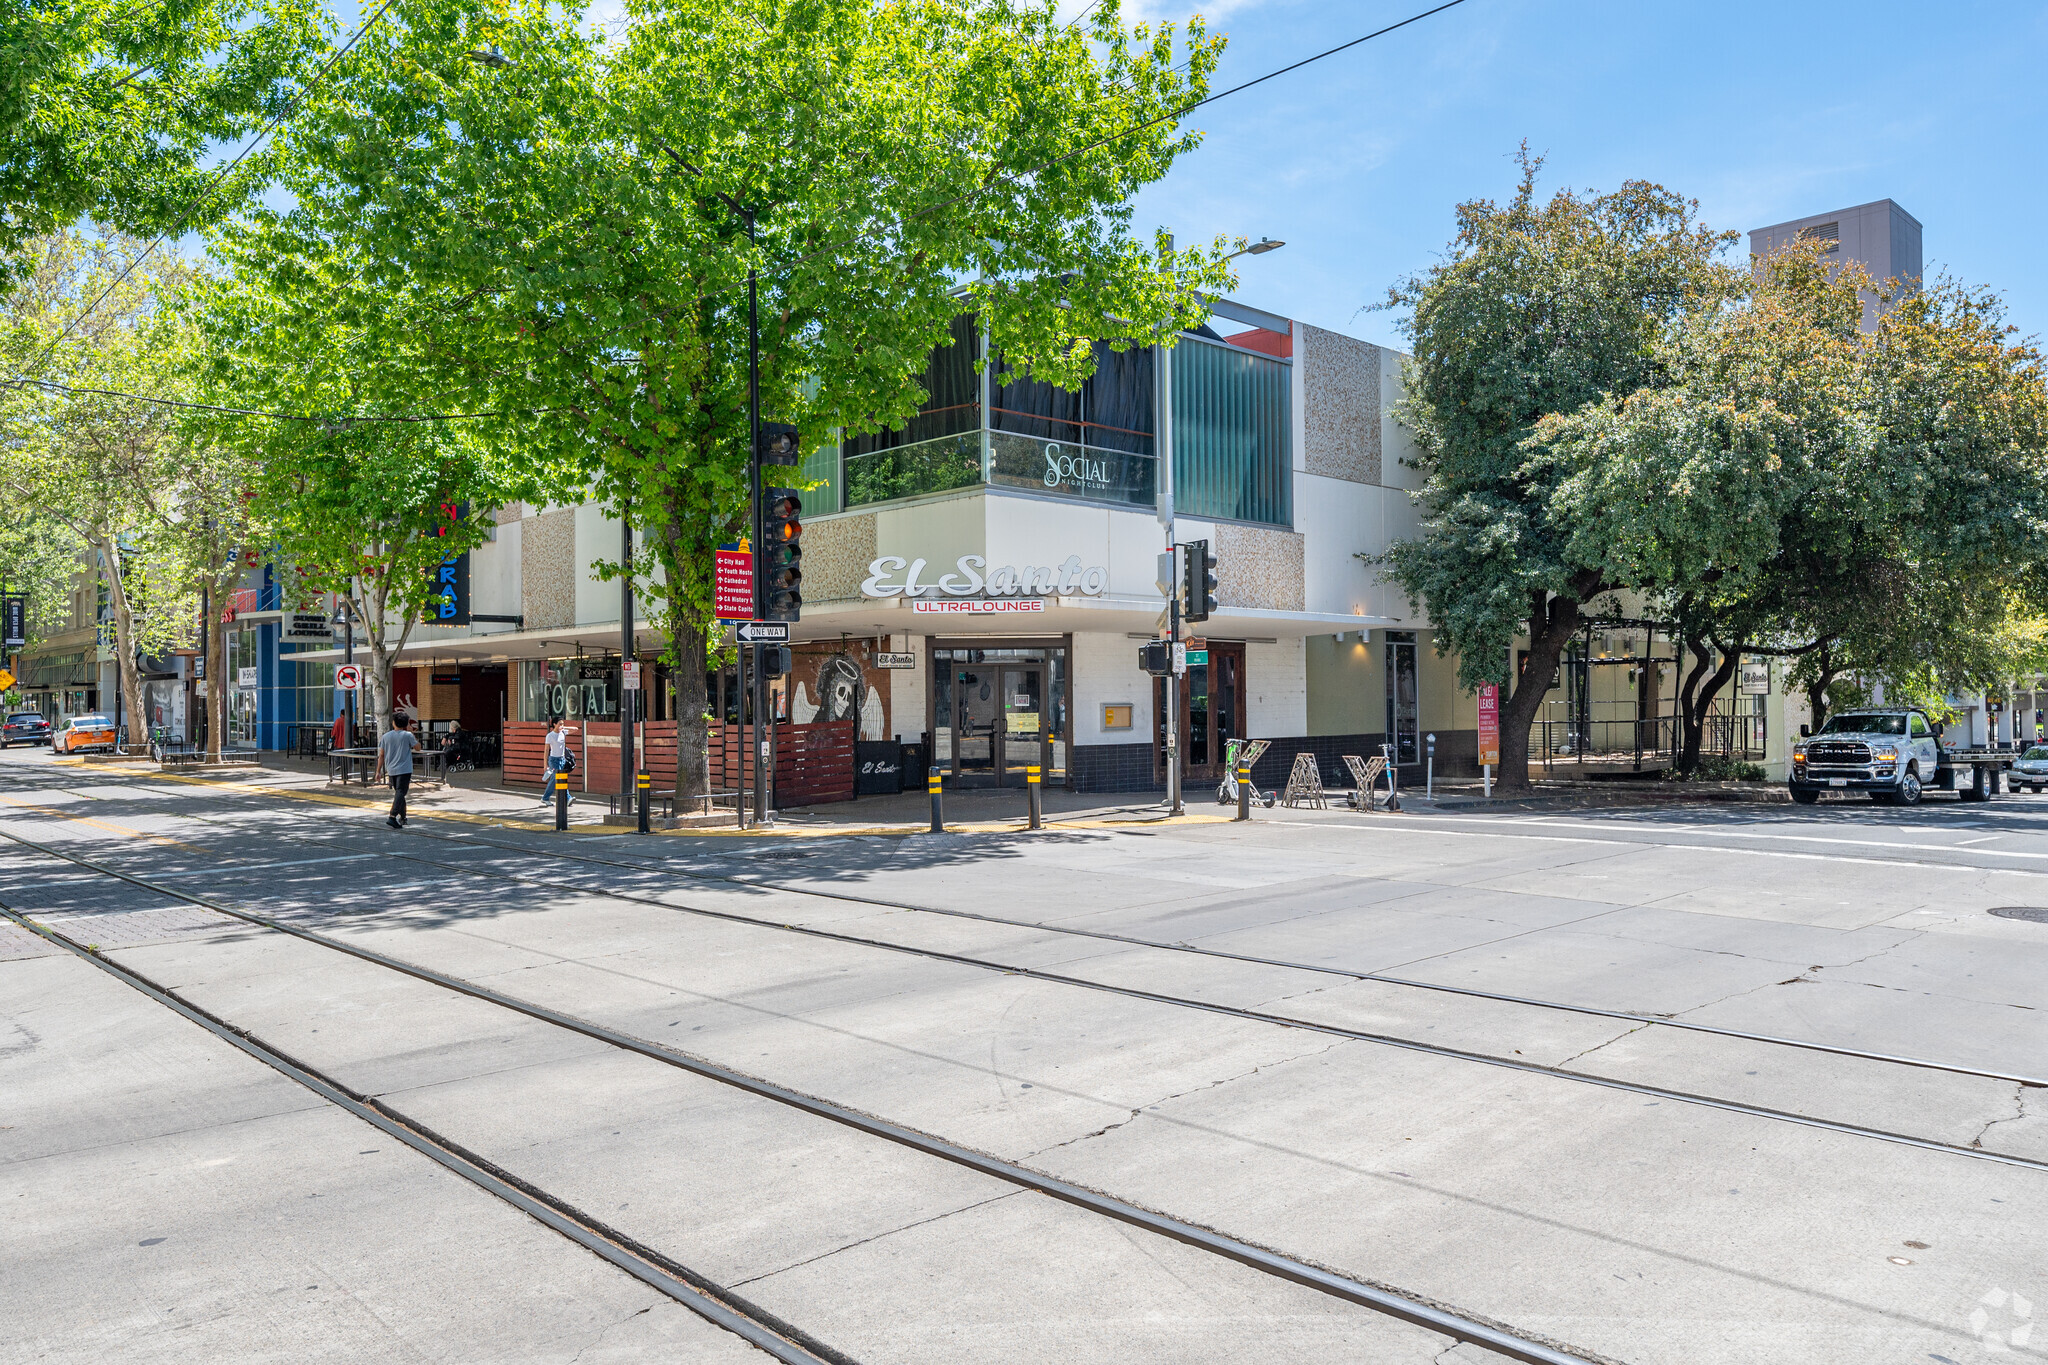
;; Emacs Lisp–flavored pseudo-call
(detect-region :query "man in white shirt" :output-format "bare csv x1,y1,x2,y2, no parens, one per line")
377,714,419,830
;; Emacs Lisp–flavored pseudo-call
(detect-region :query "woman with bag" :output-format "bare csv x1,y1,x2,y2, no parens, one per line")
539,717,575,805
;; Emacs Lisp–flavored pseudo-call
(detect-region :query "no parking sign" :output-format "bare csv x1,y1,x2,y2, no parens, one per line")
336,664,361,691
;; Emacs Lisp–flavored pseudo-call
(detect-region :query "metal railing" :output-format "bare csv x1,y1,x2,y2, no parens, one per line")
1536,713,1767,767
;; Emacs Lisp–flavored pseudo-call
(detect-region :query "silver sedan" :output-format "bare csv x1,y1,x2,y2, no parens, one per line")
2011,746,2048,792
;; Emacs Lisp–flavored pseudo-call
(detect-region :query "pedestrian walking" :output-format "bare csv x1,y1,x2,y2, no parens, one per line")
539,716,572,805
377,713,419,830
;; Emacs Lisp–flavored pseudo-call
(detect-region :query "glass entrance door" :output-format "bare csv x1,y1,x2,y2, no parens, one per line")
1155,642,1246,786
1385,631,1418,764
999,667,1045,785
953,662,999,779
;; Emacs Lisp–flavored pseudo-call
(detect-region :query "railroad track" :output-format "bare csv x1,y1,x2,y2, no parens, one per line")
9,784,2047,1175
0,816,1608,1365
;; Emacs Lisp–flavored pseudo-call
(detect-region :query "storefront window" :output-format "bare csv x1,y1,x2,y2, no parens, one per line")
1384,631,1418,764
518,659,621,722
227,629,260,746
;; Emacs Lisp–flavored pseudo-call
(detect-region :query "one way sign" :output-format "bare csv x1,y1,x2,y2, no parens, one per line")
734,620,790,644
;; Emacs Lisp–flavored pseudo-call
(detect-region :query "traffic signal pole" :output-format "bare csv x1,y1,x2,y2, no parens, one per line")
746,230,768,826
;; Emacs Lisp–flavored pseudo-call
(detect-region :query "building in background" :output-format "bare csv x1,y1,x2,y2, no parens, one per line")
1749,199,1923,327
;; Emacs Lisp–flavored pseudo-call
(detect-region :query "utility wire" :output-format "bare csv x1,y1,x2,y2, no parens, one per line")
13,0,1469,425
1,377,551,423
32,0,403,369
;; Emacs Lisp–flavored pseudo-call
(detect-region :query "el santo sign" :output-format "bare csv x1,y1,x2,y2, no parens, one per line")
861,555,1110,600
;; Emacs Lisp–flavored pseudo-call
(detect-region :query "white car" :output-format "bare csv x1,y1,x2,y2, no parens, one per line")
2011,746,2048,793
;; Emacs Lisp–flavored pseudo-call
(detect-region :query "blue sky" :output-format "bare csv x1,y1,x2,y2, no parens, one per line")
1117,0,2048,351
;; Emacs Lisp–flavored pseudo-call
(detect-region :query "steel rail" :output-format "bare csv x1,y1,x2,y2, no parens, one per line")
0,823,1608,1365
0,900,849,1365
7,816,2047,1184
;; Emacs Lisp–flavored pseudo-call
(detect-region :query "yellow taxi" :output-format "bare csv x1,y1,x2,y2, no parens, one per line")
53,713,117,755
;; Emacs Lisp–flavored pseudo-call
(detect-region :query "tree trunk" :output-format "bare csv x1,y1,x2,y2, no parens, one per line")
672,619,710,801
1675,638,1743,775
207,586,229,763
95,534,148,753
1498,591,1581,793
1803,640,1839,731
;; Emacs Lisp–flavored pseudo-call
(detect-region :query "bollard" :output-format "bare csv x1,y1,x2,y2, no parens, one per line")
928,766,944,833
636,770,651,835
1027,764,1042,830
1235,760,1251,821
555,771,569,830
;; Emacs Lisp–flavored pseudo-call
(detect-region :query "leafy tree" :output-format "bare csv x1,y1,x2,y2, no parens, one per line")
0,0,320,270
0,230,198,744
190,260,528,739
224,0,1235,794
1383,151,1739,789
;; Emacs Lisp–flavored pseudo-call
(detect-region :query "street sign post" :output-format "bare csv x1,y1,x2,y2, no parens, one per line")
622,661,641,690
335,664,361,691
715,545,754,620
734,620,790,644
1477,683,1501,797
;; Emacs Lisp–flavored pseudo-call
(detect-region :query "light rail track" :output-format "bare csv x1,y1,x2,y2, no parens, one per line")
0,821,1611,1365
6,805,2047,1183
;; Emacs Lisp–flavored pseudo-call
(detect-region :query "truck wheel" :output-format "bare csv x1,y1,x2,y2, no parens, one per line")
1790,787,1820,805
1898,770,1923,805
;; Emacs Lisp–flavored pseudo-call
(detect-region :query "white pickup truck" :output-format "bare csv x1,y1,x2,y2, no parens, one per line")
1790,708,2014,805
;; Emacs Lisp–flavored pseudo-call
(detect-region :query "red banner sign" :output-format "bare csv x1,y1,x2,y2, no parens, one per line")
1477,683,1501,766
715,547,754,619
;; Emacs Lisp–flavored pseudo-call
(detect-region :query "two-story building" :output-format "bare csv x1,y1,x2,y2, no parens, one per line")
288,296,1492,797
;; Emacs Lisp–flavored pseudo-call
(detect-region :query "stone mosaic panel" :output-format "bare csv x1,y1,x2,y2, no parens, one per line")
802,514,877,604
494,502,525,525
521,507,576,630
1301,324,1381,486
1215,523,1305,612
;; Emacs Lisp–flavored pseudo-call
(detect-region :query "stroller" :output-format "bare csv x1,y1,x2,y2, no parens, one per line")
1215,738,1277,808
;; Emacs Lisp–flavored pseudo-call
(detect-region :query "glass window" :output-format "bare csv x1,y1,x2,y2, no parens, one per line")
1172,335,1291,526
1910,714,1929,736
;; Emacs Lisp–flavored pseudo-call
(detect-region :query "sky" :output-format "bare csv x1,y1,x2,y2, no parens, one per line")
1106,0,2048,351
310,0,2048,353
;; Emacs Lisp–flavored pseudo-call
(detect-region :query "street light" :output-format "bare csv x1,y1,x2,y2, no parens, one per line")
1222,237,1285,263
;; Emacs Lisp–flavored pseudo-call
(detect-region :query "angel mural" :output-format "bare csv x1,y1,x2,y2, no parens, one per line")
789,651,887,739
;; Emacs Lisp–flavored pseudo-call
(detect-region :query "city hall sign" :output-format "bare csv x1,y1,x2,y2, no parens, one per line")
862,554,1110,600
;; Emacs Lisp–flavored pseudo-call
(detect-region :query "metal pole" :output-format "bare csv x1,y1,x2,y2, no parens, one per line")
928,766,944,833
1166,561,1181,816
555,770,568,830
1235,757,1250,821
747,231,768,826
344,597,355,746
637,770,651,834
622,511,634,816
1027,764,1042,830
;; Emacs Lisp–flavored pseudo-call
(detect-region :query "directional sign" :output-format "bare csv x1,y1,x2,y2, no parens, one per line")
335,664,362,691
715,545,754,620
734,620,790,644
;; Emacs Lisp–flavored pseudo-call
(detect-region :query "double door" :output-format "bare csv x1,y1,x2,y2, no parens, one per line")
951,663,1048,786
1156,642,1247,786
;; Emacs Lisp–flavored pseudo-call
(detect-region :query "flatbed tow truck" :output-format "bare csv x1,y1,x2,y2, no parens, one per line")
1790,708,2015,805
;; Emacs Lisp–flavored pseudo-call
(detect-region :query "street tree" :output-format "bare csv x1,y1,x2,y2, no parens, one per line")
1383,151,1740,789
191,261,528,739
225,0,1236,796
0,231,198,743
0,0,320,270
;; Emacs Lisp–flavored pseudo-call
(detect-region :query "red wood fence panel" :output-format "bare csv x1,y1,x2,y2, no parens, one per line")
708,721,855,806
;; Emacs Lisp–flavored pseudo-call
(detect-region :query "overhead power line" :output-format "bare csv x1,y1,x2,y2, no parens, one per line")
1,377,549,423
35,0,404,368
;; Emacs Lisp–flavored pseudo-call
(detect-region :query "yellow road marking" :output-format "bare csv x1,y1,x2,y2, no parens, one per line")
0,792,211,851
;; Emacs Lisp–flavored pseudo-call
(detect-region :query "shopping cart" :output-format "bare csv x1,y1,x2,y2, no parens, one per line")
1216,738,1277,808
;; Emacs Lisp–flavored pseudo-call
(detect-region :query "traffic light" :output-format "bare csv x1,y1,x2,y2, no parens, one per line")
761,646,791,678
757,423,801,467
1138,641,1171,675
760,487,803,622
1181,539,1218,623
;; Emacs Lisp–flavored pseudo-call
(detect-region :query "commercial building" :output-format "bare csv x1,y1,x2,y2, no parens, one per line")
289,296,1502,798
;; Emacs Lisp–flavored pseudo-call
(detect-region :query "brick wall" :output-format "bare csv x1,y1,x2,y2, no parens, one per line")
1070,742,1159,793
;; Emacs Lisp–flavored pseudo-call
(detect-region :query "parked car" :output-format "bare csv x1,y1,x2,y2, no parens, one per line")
3,711,52,747
52,714,117,755
2012,746,2048,793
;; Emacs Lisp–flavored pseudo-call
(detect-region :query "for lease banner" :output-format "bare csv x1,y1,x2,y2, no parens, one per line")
1477,683,1500,766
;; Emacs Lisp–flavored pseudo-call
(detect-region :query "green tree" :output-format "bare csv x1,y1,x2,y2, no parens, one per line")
224,0,1235,794
1383,152,1739,789
190,261,528,739
0,230,199,745
0,0,320,270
